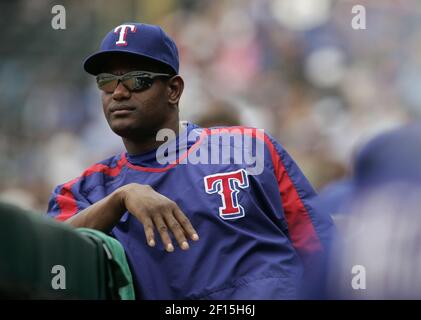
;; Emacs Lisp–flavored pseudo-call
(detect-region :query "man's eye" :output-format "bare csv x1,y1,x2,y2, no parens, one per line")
134,77,153,89
98,78,115,85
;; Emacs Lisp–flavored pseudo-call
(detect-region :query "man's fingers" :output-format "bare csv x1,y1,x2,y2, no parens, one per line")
163,213,189,250
172,206,199,241
152,215,174,252
142,218,156,247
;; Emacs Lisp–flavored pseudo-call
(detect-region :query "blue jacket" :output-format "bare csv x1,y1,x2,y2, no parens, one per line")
47,123,333,299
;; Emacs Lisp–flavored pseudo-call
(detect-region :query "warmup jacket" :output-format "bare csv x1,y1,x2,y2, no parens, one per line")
47,123,334,299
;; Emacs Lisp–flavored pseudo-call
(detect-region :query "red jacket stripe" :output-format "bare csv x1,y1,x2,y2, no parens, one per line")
55,155,127,221
263,137,323,255
205,126,322,254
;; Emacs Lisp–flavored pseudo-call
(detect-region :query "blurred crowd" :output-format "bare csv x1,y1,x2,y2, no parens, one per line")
3,0,421,300
0,0,420,212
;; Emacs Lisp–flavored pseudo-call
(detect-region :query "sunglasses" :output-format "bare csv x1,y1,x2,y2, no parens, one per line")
96,71,172,93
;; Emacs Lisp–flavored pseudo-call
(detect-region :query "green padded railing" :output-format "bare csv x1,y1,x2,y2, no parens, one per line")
0,201,134,299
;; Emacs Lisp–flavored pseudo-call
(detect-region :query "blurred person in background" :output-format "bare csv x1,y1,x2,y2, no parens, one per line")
195,100,242,128
320,124,421,298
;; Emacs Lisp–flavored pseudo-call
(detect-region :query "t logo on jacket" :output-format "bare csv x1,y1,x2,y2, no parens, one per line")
204,169,249,220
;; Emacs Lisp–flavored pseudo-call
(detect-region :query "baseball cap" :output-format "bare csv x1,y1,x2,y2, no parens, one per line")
353,123,421,187
83,22,179,75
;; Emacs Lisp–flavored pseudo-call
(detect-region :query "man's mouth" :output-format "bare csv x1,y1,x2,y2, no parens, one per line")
110,105,136,115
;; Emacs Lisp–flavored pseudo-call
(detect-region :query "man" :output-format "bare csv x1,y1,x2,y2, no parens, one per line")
47,22,334,299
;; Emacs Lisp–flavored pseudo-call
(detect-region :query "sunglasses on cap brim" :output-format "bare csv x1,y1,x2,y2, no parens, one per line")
96,71,172,93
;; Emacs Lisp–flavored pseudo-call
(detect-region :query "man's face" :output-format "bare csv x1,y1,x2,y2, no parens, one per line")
100,56,174,139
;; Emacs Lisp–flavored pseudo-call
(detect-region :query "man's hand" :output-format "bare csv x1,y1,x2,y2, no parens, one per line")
119,183,199,252
66,183,199,252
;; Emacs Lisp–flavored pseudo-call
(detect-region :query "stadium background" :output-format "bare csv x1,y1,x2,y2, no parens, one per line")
0,0,418,212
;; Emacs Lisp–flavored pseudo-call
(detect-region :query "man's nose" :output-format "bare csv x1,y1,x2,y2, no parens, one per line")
112,81,131,100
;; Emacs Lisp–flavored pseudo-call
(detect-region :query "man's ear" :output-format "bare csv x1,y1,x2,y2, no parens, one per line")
167,75,184,105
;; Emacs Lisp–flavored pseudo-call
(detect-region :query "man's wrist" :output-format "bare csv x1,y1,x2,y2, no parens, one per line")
112,186,128,216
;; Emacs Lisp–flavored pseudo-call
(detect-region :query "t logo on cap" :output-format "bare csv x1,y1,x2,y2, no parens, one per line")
84,22,180,75
114,24,137,46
